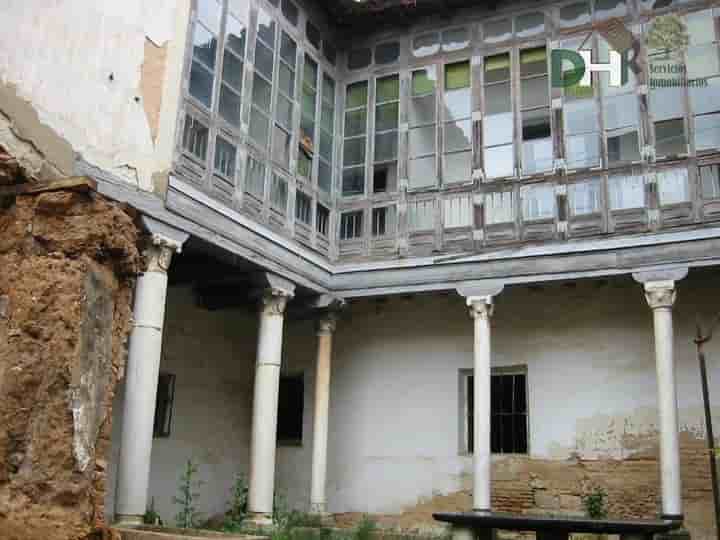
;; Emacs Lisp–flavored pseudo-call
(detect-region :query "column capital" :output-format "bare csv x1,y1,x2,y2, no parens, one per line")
145,242,175,273
260,287,294,316
467,296,494,320
456,280,503,320
643,280,677,310
141,216,189,274
314,295,346,335
316,312,339,335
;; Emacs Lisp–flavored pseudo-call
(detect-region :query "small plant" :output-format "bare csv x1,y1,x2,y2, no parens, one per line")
222,473,249,532
173,459,204,528
582,487,608,519
354,514,377,540
143,497,163,526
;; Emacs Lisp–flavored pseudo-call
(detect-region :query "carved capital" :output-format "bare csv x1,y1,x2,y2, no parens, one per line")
467,297,494,320
145,243,175,273
316,312,339,335
260,288,293,316
644,281,676,310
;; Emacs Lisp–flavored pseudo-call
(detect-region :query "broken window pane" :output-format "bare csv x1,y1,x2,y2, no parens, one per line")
413,32,440,57
484,18,512,43
521,184,555,220
568,178,601,215
657,168,689,205
348,48,372,70
608,174,644,210
376,42,400,64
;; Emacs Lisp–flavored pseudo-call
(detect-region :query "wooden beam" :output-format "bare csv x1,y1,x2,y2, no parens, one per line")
0,176,97,197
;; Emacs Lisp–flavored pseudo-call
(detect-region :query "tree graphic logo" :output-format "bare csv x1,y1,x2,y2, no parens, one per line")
645,14,689,57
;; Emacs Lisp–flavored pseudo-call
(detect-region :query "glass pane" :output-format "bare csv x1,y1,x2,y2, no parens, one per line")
608,130,640,163
198,0,221,34
252,74,272,112
304,56,318,88
515,11,545,37
520,47,547,77
377,76,400,103
485,82,512,115
189,61,214,108
342,167,365,195
696,113,720,151
413,32,440,57
686,9,715,46
595,0,627,18
256,9,275,46
410,126,436,157
484,19,512,43
344,109,367,137
222,50,244,90
484,144,515,178
445,120,472,152
320,131,333,161
690,77,720,116
250,109,270,147
566,133,600,168
245,157,265,197
559,2,591,27
348,48,372,70
484,113,513,147
324,43,337,65
376,42,400,64
375,132,398,161
270,174,288,213
445,88,471,120
275,94,293,129
321,103,334,132
302,86,316,119
658,168,689,205
272,126,291,168
445,61,470,90
522,109,551,141
412,68,436,96
604,93,639,130
193,24,217,69
219,86,242,126
444,151,472,183
323,75,335,102
569,178,601,215
318,161,332,192
442,28,469,52
410,95,436,126
255,42,274,80
376,103,399,132
485,191,515,224
278,63,295,97
655,119,686,156
522,138,554,174
346,81,368,108
521,76,549,108
301,115,315,142
700,165,720,198
306,21,321,49
281,0,298,25
608,175,644,210
565,99,598,135
409,157,436,188
280,32,297,66
521,184,555,220
344,138,366,166
183,116,209,160
297,151,311,178
226,15,246,56
408,201,434,229
650,86,684,121
484,54,510,83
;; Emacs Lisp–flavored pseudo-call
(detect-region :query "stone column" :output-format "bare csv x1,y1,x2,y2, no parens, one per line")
644,280,683,519
309,312,338,519
457,281,504,514
247,277,295,526
115,231,185,524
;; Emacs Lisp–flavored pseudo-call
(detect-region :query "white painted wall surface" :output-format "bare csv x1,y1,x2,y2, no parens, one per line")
0,0,189,188
107,271,720,524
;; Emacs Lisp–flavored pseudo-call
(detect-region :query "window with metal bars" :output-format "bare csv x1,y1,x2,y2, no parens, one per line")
465,369,528,454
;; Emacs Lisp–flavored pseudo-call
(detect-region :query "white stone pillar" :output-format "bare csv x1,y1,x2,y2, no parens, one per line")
115,237,181,524
247,279,295,526
468,296,494,512
310,313,338,518
643,280,683,519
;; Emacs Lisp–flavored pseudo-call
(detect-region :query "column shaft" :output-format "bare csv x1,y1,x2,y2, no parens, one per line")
115,264,170,522
247,292,291,524
310,320,335,515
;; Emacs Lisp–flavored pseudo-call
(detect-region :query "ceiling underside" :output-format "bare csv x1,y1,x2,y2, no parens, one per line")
315,0,501,35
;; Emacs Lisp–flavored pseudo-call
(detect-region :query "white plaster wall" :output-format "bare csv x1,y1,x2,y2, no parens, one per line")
107,271,720,523
0,0,189,188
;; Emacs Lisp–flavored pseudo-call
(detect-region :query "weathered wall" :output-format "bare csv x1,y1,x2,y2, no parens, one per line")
106,273,718,538
0,188,141,540
0,0,190,189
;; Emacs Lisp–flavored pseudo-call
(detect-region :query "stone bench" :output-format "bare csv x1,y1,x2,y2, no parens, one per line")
433,512,683,540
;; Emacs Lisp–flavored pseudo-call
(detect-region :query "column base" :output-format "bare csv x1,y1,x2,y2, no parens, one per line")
244,512,274,529
113,514,144,527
